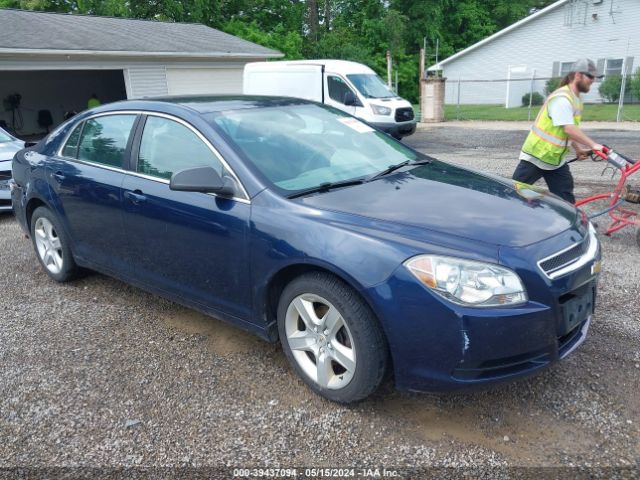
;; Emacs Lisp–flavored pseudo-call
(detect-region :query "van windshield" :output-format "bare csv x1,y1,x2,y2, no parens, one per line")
347,74,396,99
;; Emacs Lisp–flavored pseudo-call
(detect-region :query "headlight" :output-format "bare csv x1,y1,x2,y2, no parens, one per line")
404,255,528,307
371,104,392,116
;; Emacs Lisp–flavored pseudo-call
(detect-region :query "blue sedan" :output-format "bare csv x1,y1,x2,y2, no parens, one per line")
11,97,601,403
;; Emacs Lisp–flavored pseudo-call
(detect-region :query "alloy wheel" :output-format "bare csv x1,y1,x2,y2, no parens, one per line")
284,293,356,390
34,217,64,275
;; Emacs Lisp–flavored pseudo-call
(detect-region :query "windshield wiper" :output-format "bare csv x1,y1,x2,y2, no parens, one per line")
366,159,432,182
287,179,365,199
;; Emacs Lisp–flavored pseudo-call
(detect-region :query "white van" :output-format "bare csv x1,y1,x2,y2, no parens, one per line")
243,60,417,139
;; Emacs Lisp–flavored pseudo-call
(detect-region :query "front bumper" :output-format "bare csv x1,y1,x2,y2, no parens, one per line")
371,121,417,139
365,232,600,393
9,180,28,233
0,179,12,211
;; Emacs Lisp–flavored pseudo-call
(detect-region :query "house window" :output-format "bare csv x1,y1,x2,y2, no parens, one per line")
559,62,574,77
605,59,624,77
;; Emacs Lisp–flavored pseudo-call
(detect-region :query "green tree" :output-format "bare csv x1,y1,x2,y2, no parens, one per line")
223,20,304,59
223,0,304,33
127,0,221,24
0,0,129,15
544,77,560,96
0,0,559,104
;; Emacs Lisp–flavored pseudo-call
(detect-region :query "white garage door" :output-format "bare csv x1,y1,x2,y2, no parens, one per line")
166,68,243,95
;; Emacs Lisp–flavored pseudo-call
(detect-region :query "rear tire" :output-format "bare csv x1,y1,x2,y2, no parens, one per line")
277,272,388,403
30,206,79,282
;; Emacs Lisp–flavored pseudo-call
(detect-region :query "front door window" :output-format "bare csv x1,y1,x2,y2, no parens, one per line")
138,116,223,180
327,76,356,105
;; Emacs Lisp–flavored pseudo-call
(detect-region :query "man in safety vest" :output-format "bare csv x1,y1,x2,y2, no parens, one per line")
87,93,101,109
513,58,604,203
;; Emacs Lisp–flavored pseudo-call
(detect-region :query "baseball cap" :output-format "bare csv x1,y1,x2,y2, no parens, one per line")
572,58,604,78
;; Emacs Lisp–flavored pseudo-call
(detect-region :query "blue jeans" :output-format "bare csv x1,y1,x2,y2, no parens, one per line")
512,160,575,204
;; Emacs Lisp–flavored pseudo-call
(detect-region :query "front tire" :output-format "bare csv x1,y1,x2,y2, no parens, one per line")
30,206,79,282
277,272,388,403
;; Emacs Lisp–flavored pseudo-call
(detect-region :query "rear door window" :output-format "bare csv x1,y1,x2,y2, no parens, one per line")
61,124,83,158
77,115,137,168
137,116,223,181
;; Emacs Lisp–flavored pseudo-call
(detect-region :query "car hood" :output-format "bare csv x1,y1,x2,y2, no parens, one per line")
297,161,577,248
0,141,24,162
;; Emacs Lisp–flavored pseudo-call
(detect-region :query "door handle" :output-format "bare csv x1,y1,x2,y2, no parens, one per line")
124,190,147,205
52,171,65,183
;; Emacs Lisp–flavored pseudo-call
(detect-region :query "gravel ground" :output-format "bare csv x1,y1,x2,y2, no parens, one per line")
1,123,639,478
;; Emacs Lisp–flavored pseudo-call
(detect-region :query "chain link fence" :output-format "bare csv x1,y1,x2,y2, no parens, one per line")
440,74,640,122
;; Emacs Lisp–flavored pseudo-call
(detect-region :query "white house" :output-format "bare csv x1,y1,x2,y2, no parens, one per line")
428,0,640,107
0,9,282,135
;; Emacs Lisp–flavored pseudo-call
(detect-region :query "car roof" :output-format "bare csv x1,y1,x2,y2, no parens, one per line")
97,95,313,115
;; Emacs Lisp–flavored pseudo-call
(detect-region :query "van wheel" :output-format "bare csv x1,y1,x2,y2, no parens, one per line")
30,206,79,282
277,272,388,403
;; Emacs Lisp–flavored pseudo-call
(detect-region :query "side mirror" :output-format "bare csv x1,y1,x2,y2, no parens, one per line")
343,91,361,107
170,166,236,197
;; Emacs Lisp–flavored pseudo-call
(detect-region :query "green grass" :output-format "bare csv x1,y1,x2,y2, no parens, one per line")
441,104,640,122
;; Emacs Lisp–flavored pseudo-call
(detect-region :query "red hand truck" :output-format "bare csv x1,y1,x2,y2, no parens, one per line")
573,146,640,248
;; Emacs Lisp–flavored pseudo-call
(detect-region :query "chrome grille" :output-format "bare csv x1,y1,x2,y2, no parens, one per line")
395,107,414,122
540,234,590,275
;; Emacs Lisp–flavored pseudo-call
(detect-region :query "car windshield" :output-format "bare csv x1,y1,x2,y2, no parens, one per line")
207,104,418,194
0,128,14,143
347,74,396,99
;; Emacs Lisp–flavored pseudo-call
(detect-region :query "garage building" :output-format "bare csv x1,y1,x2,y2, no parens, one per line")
0,9,282,136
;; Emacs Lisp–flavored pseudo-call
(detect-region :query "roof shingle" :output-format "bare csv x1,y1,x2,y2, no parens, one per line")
0,9,282,58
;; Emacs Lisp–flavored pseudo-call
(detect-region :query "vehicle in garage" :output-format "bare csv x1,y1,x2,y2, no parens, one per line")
11,96,601,403
0,125,24,212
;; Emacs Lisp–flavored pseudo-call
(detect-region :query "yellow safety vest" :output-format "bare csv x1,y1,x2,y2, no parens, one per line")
522,85,583,166
88,98,101,109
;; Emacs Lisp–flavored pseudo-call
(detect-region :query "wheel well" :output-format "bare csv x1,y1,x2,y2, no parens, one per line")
266,265,321,330
266,264,395,384
266,265,390,342
25,198,47,232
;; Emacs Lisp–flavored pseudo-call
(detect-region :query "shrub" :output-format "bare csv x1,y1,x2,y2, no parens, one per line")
629,68,640,100
522,91,544,107
598,75,627,103
545,78,560,96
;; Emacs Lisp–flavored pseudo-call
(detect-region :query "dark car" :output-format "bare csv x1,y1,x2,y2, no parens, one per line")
11,97,601,403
